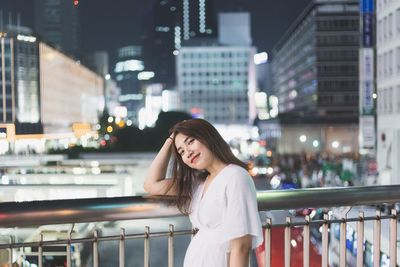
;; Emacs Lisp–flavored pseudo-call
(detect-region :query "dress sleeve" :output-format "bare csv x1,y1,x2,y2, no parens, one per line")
220,169,263,252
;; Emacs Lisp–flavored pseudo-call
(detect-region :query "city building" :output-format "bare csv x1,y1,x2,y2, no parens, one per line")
142,0,217,88
34,0,81,58
0,27,42,153
39,42,104,151
177,45,257,124
376,0,400,184
270,0,360,154
177,46,256,124
272,0,360,122
0,26,104,154
113,45,145,124
176,12,256,125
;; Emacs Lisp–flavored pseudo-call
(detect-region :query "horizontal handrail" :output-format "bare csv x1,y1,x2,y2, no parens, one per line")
0,185,399,228
256,184,400,210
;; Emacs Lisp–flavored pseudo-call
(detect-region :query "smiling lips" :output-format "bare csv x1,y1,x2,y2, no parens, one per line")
191,153,200,164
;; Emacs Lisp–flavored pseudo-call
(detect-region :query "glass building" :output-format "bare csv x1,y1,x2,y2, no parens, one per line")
142,0,217,88
177,45,256,124
34,0,81,58
0,30,41,130
271,0,360,123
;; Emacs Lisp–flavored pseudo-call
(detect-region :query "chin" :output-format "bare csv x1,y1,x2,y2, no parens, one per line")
191,162,205,170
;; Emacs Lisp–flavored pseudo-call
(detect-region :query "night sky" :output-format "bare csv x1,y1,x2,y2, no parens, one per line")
1,0,312,54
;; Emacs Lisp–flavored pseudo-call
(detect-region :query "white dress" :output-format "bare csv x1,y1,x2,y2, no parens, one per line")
183,164,263,267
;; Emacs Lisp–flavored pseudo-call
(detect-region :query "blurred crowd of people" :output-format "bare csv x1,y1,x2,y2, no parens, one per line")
250,151,363,189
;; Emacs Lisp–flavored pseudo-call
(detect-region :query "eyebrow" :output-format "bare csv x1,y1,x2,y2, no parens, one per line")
184,136,190,144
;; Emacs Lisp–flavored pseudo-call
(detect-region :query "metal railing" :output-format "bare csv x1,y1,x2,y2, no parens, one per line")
0,184,399,267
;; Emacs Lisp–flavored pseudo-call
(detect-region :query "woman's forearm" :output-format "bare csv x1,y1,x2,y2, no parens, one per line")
143,137,175,195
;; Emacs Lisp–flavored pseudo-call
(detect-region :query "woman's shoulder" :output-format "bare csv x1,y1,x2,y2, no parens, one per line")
223,164,251,182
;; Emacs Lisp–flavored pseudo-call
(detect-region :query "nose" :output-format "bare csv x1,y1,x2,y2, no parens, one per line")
186,150,194,159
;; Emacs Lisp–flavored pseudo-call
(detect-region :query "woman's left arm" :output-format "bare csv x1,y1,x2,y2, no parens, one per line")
228,235,252,267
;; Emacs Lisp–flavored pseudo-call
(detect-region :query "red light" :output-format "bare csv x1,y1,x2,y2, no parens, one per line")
73,0,79,6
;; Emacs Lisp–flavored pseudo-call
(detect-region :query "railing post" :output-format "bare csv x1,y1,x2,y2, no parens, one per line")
168,224,174,267
321,213,329,267
119,228,125,267
303,215,310,267
66,229,72,267
93,230,99,267
356,212,364,267
9,236,13,267
38,233,43,267
265,218,272,267
339,218,347,267
373,210,381,267
144,226,150,267
389,209,397,267
284,216,291,267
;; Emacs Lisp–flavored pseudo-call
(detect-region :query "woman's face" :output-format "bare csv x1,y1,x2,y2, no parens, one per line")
174,133,214,170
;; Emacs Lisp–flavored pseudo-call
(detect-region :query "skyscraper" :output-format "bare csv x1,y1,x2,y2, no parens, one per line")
0,27,41,133
142,0,217,87
34,0,81,58
113,45,144,123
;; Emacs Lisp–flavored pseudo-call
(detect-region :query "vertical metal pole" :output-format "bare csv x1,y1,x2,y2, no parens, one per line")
119,228,125,267
38,233,43,267
389,209,397,267
321,213,329,267
284,216,291,267
168,224,174,267
303,215,310,267
93,230,99,267
339,218,347,267
66,230,72,267
373,210,381,267
265,218,272,267
144,226,150,267
356,212,364,267
10,37,15,121
1,37,6,122
9,236,13,267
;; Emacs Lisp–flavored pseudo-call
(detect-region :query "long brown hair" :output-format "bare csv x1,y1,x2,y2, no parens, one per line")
168,119,247,214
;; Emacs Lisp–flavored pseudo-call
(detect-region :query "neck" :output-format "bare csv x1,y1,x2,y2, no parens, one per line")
206,158,227,178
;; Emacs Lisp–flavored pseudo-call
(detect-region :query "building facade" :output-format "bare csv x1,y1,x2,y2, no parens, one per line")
34,0,81,58
142,0,217,88
113,45,144,124
0,28,104,153
177,45,256,124
39,43,104,135
376,0,400,184
271,0,360,123
0,30,42,136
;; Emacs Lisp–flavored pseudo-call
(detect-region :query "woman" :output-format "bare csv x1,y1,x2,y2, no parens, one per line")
144,119,263,267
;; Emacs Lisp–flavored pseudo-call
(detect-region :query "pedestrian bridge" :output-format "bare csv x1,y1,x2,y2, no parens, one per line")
0,185,398,267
